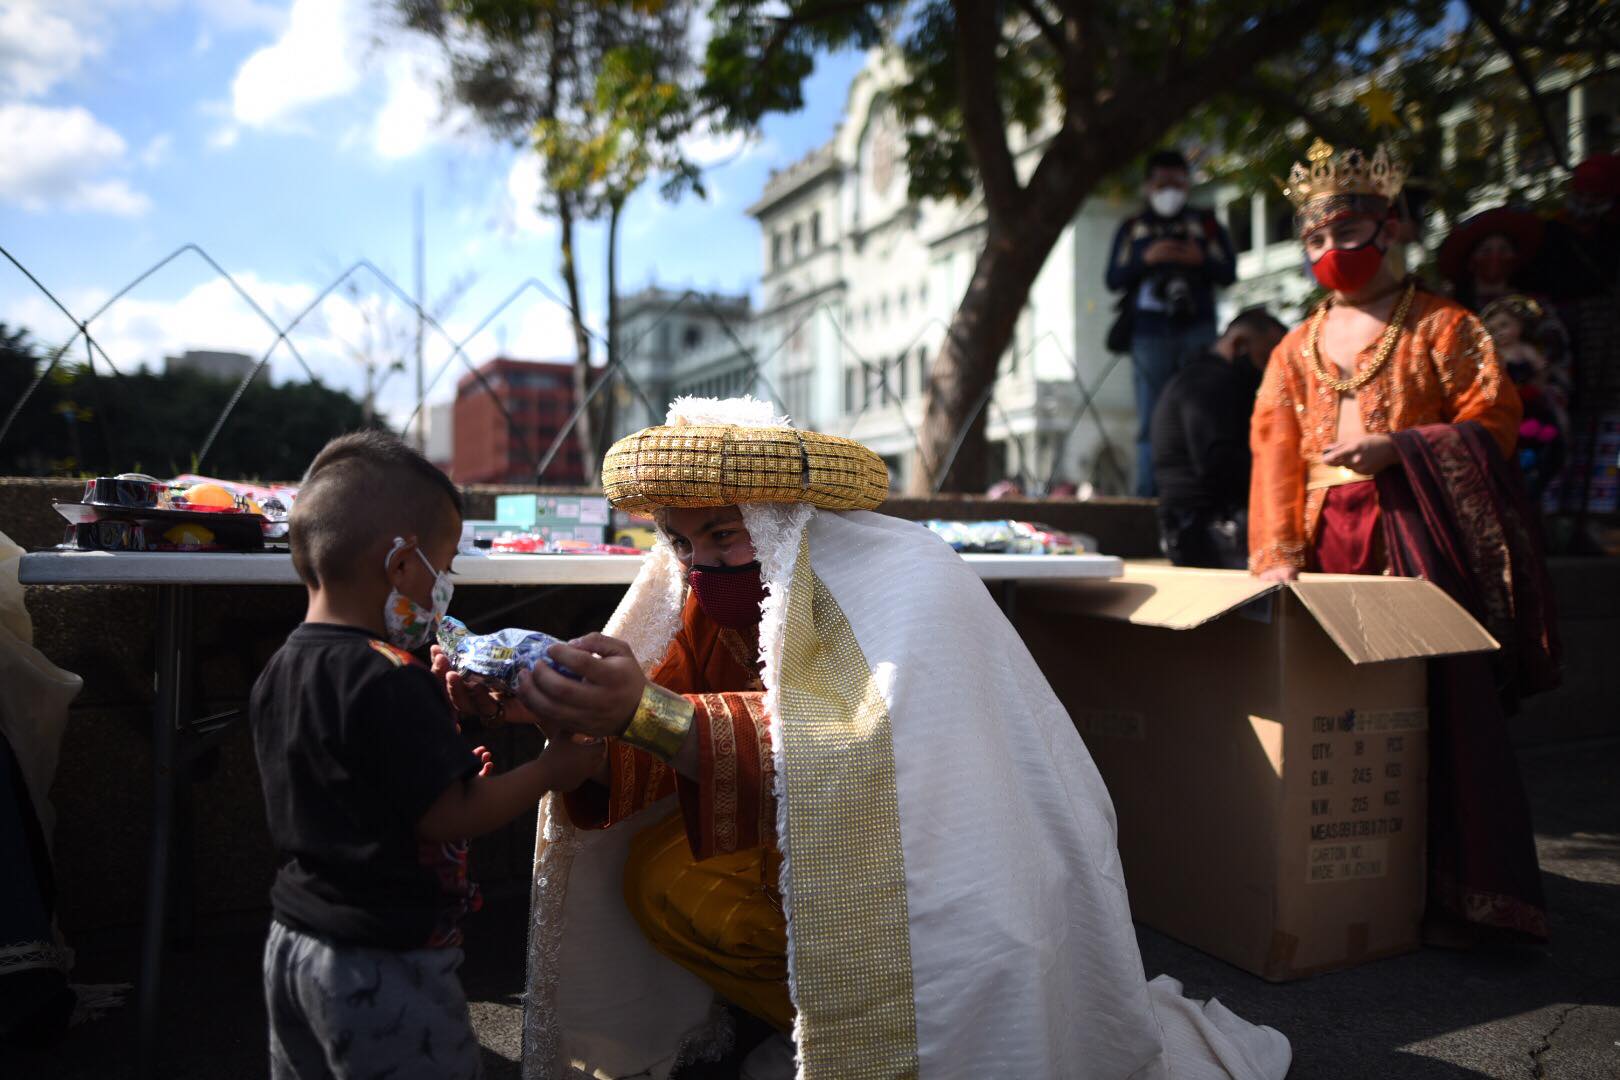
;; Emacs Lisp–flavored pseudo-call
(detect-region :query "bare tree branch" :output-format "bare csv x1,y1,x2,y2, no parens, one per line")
1466,0,1571,170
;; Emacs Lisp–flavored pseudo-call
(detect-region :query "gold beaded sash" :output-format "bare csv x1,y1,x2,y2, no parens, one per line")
776,533,919,1078
1307,463,1376,491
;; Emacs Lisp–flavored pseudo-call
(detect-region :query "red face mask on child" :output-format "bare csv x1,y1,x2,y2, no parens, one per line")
687,562,767,630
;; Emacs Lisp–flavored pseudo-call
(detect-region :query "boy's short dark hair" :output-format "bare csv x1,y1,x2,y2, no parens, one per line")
1146,150,1190,178
290,430,464,589
1225,306,1288,338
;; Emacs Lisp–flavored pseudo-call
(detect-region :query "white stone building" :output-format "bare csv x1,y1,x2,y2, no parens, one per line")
741,54,1140,493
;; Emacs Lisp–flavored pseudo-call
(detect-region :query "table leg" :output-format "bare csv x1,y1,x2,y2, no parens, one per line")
138,584,191,1079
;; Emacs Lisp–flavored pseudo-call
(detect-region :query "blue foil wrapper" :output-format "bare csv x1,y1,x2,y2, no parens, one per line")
436,615,579,693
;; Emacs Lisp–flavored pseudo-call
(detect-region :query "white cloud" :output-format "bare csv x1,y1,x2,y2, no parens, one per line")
230,0,362,128
681,124,761,168
497,300,581,364
139,132,173,168
222,0,460,161
4,271,381,393
0,104,150,216
505,154,558,239
372,48,451,160
0,2,102,98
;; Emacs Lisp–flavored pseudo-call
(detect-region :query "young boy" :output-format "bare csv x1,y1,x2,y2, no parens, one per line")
250,431,601,1080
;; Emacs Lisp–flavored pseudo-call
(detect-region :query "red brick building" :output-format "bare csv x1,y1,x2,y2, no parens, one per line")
452,356,586,485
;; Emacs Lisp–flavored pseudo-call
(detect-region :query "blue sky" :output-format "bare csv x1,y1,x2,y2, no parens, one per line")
0,0,866,423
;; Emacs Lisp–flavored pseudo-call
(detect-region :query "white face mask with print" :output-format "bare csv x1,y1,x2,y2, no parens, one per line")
382,536,454,650
1149,188,1188,218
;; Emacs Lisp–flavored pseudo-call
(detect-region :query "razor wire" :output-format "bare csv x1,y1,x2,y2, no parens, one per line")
2,239,1140,495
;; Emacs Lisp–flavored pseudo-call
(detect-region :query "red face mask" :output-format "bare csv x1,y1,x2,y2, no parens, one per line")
1311,240,1387,294
687,562,767,630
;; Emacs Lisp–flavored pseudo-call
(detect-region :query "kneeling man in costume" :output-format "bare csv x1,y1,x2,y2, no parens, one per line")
451,397,1291,1079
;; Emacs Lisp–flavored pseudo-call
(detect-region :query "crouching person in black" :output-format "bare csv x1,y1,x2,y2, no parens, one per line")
1151,307,1286,569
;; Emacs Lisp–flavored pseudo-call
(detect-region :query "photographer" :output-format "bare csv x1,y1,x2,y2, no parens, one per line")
1105,149,1236,496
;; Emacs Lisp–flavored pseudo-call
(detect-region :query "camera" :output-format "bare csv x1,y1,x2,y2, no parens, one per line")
1154,272,1195,322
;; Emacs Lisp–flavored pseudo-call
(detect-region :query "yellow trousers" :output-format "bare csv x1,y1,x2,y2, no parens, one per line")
622,811,793,1032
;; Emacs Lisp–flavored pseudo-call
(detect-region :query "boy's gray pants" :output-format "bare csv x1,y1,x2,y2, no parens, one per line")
263,919,482,1080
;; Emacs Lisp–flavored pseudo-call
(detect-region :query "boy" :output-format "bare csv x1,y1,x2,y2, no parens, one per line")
250,431,602,1079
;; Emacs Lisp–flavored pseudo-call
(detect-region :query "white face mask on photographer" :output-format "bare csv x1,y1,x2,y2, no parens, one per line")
1149,187,1188,218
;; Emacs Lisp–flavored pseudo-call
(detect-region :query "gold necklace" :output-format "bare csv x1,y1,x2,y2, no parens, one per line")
1304,280,1417,394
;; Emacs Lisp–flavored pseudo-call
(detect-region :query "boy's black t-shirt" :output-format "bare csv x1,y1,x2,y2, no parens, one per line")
249,623,479,948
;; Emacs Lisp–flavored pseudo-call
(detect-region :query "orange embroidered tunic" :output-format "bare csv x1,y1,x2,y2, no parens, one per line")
564,592,777,859
1248,289,1522,574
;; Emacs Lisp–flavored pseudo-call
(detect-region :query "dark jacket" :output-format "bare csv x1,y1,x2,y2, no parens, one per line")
1150,350,1263,511
1105,207,1236,335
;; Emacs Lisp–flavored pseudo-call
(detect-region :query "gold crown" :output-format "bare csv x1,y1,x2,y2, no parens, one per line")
1279,139,1406,208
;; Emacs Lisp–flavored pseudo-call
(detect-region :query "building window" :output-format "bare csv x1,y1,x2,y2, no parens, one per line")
683,325,703,350
791,223,802,258
1265,197,1293,246
844,367,857,413
915,347,929,397
898,352,909,399
771,233,783,269
1228,198,1253,255
810,212,821,248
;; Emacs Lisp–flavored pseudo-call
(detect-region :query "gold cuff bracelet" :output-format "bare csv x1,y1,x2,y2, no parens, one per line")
619,683,695,763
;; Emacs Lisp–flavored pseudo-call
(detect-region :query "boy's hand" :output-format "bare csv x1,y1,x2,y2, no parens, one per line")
539,732,609,793
1321,433,1399,474
431,644,540,727
472,745,494,778
516,633,646,739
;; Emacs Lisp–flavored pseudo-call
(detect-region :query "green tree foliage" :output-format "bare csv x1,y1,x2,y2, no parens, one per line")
0,325,371,480
396,0,698,477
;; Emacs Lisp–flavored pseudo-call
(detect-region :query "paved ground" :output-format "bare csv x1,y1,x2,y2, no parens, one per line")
8,738,1619,1080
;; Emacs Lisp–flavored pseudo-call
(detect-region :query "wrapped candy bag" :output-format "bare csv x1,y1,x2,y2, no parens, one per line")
436,615,579,694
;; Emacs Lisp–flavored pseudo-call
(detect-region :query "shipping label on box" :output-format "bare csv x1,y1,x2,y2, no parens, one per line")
1303,708,1425,883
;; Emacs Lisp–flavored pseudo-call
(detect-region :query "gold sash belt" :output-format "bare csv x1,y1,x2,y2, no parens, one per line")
1307,463,1376,491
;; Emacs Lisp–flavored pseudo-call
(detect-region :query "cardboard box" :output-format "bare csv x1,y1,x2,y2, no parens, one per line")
1015,566,1498,981
495,494,611,528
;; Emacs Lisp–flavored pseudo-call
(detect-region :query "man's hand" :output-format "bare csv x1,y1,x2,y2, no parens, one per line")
1143,238,1182,266
515,632,647,739
472,744,494,778
1321,434,1399,474
537,732,609,793
1258,565,1301,583
1169,238,1205,266
431,644,540,727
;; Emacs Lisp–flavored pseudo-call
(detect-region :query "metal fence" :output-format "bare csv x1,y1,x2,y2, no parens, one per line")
0,239,1137,494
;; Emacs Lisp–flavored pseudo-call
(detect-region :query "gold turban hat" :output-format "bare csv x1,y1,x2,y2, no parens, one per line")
602,396,890,515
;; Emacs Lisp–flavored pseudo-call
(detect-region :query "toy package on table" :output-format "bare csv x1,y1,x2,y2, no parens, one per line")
54,473,290,551
436,616,579,694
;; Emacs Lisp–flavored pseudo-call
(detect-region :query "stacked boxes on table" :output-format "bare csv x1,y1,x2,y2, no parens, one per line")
493,494,611,544
1014,565,1498,981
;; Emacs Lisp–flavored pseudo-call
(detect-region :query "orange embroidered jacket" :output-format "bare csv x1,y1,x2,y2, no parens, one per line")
563,591,776,859
1248,289,1522,574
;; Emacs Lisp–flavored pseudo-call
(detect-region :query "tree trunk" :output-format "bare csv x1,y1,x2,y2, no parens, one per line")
602,197,623,459
556,195,598,485
912,202,1079,494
